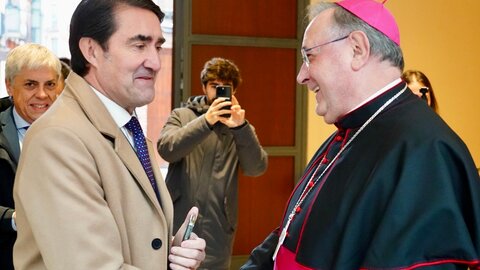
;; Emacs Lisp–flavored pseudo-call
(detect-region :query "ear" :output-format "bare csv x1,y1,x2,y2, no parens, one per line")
349,31,370,71
79,37,100,68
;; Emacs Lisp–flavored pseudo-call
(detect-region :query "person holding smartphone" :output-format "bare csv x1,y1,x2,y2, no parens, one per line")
401,69,439,113
158,57,268,269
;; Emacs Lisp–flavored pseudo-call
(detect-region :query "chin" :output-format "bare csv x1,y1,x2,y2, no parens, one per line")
141,97,155,107
319,112,335,124
132,96,154,108
315,106,326,117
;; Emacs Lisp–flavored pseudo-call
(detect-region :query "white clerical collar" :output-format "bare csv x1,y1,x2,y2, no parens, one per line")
347,78,402,114
91,86,135,128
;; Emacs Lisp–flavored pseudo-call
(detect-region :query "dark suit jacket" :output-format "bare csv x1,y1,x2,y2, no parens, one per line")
0,97,12,113
0,106,19,270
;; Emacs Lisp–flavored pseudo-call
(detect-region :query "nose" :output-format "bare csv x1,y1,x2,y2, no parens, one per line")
36,86,48,99
297,63,309,85
144,47,161,72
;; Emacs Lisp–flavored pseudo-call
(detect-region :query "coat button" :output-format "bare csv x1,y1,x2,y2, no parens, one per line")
151,238,162,250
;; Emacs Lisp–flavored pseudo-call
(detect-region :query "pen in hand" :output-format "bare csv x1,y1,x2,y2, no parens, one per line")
182,214,197,241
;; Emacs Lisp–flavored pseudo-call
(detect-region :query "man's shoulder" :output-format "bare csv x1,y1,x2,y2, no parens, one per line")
172,106,201,120
29,95,88,137
0,115,16,163
0,97,12,113
0,105,12,121
174,106,196,113
0,107,15,135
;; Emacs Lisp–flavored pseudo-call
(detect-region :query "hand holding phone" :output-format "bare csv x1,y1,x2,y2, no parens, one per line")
215,85,232,118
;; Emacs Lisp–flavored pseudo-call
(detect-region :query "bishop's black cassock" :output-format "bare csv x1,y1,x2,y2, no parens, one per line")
241,82,480,270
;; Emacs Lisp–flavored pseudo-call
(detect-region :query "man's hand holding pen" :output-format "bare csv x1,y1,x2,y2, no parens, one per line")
182,213,197,241
170,207,206,269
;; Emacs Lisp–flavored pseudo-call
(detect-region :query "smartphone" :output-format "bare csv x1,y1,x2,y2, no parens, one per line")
215,85,232,118
182,214,197,241
419,87,429,101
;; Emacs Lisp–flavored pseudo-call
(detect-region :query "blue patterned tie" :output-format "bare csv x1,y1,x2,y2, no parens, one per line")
125,116,160,202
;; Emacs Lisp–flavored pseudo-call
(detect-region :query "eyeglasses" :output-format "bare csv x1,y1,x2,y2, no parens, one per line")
301,35,349,68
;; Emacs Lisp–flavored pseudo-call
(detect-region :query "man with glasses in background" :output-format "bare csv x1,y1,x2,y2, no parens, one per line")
241,0,480,269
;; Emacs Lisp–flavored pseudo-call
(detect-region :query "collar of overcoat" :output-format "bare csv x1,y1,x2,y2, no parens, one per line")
64,72,173,229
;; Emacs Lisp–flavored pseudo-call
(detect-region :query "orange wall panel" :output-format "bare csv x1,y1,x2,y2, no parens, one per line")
234,156,295,254
148,49,173,167
192,0,297,39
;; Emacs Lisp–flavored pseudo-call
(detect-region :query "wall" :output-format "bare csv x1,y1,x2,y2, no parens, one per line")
307,0,480,169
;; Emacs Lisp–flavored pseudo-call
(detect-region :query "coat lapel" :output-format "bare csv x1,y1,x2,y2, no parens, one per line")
0,107,21,162
115,131,165,213
64,72,167,216
146,139,173,231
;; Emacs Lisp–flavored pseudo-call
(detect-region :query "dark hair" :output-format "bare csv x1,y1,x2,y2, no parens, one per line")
59,58,71,80
200,57,242,89
402,70,438,112
69,0,164,76
59,57,71,67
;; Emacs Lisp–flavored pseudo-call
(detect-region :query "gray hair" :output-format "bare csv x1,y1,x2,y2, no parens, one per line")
307,2,404,70
5,43,62,83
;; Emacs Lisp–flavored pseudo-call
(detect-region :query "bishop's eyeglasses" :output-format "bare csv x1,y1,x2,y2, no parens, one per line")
301,35,349,68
